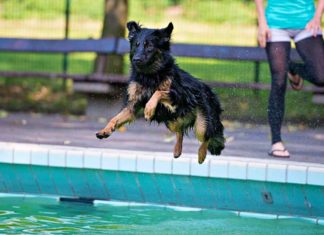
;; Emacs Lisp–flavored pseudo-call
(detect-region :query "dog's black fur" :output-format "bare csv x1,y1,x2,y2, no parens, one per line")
96,22,225,163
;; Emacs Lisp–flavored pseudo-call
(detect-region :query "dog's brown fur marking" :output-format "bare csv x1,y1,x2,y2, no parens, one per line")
166,112,195,133
194,110,210,164
173,132,183,158
96,107,135,137
158,78,172,91
167,120,181,133
144,78,176,120
111,107,135,129
97,82,143,138
127,81,143,103
194,109,207,142
198,141,209,164
158,78,177,112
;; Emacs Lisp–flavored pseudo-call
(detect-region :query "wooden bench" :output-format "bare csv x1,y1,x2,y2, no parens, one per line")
1,37,324,93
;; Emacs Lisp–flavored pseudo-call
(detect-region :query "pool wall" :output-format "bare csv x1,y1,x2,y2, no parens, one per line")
0,142,323,219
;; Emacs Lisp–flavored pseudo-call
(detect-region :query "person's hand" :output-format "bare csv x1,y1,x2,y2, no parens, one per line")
306,17,322,37
257,22,271,48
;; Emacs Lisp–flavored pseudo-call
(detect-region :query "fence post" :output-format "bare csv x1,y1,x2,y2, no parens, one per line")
62,0,71,91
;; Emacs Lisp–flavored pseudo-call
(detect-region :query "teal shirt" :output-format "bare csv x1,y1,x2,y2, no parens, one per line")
266,0,315,29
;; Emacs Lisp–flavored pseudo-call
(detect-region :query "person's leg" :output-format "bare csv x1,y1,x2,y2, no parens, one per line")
266,41,291,157
289,36,324,87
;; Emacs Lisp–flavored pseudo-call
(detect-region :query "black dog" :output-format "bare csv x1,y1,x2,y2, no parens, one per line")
96,22,225,164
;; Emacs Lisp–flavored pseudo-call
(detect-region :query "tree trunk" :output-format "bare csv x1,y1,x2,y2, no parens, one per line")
94,0,128,75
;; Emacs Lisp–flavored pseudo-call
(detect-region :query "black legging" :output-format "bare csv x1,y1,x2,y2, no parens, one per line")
266,35,324,144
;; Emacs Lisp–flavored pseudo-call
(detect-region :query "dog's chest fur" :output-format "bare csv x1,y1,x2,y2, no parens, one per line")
128,74,177,114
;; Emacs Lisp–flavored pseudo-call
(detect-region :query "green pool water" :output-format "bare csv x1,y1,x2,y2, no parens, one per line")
0,195,323,235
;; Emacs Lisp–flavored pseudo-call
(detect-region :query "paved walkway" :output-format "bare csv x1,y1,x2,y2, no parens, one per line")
0,112,323,164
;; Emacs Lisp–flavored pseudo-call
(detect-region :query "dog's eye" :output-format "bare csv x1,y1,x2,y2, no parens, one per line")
135,41,140,47
143,41,153,50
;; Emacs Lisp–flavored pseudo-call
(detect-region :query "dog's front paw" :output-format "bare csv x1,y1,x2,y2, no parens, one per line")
96,130,110,139
144,101,156,120
96,124,115,139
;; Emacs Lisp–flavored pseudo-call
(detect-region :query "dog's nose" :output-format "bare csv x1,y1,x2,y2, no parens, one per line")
132,56,143,63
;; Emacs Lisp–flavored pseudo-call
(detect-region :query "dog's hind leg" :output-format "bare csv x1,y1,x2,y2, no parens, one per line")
198,140,209,164
173,132,183,158
194,109,209,164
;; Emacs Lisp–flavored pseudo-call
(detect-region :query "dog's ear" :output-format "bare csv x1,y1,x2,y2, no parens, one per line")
127,21,141,40
160,22,173,42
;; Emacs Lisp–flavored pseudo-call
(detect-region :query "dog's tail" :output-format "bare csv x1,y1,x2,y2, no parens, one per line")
208,133,225,155
203,84,225,155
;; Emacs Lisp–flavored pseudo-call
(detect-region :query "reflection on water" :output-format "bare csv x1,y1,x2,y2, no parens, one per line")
0,195,323,234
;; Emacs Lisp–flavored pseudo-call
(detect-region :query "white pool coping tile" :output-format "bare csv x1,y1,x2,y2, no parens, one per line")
172,157,191,176
101,152,119,171
287,165,307,184
228,161,247,180
190,158,209,177
307,167,324,186
118,153,137,172
247,162,267,181
66,150,84,168
13,147,31,165
209,159,228,178
136,154,154,173
84,150,102,169
154,156,172,174
31,149,49,166
48,149,66,168
1,141,324,186
266,164,287,183
0,146,14,164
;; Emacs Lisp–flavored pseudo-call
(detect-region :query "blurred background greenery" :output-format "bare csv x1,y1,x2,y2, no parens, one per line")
0,0,323,125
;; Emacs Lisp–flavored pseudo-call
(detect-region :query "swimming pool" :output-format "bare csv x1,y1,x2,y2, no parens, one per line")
0,141,324,233
0,194,323,235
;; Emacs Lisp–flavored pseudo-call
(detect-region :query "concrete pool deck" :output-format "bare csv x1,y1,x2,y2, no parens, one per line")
0,112,323,164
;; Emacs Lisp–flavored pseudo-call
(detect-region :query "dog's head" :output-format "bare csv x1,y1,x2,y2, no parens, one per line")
127,21,173,72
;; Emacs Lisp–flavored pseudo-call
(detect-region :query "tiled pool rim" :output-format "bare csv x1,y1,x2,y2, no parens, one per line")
1,142,323,186
0,141,324,219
